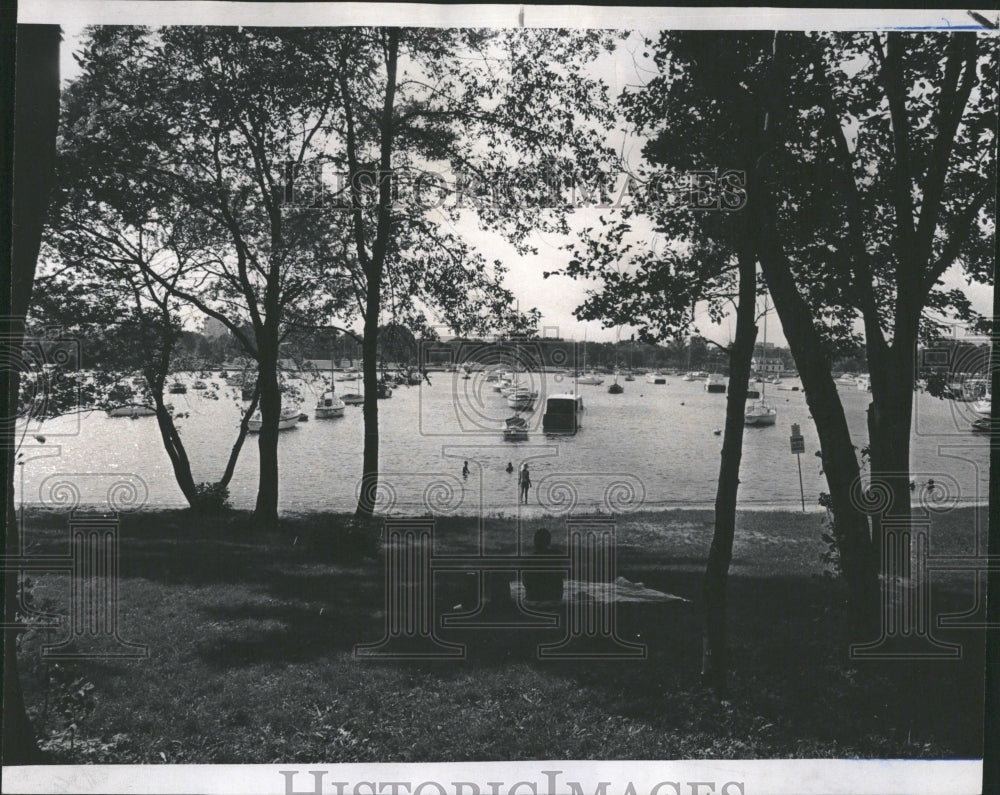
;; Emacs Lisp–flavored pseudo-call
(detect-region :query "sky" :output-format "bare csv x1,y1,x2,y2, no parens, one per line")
54,20,994,348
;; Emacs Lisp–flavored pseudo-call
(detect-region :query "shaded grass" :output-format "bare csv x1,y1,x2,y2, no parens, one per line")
16,506,987,762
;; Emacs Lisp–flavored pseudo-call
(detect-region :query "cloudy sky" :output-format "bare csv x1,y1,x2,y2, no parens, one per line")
53,13,994,348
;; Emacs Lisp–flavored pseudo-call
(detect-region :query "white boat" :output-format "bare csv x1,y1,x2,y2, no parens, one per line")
972,394,992,417
542,393,584,435
247,407,301,433
835,373,856,386
192,380,207,390
856,374,871,392
575,334,603,385
744,401,777,426
745,296,778,426
315,391,346,419
705,373,727,393
681,372,695,381
341,393,364,405
506,387,537,411
646,372,667,385
107,403,157,418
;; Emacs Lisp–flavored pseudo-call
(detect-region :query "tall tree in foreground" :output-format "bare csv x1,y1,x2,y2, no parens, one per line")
59,26,356,528
2,23,61,765
306,27,617,517
790,32,996,531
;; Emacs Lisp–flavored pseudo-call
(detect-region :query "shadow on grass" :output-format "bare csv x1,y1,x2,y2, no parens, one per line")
19,507,987,760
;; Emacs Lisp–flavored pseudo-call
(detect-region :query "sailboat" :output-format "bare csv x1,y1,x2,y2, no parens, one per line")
745,296,778,427
506,340,538,410
575,331,604,385
315,356,346,418
608,337,625,394
341,364,364,405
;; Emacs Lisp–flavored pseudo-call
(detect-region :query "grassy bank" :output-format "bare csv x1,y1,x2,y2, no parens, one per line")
16,506,987,762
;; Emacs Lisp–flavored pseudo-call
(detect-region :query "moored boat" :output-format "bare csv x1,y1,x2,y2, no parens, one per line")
315,391,346,419
542,393,584,435
107,403,157,418
502,415,529,441
247,407,301,433
705,373,726,393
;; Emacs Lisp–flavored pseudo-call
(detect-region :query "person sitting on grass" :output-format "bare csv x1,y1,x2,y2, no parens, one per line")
521,527,564,602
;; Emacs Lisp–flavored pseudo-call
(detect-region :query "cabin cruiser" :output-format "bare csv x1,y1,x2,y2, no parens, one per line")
646,372,667,385
575,372,604,385
542,393,584,434
705,373,727,393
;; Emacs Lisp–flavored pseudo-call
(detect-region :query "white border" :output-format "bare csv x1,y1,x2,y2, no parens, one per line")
0,760,986,794
15,2,1000,31
6,4,993,794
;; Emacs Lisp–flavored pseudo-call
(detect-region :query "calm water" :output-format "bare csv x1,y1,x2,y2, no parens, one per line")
16,371,991,515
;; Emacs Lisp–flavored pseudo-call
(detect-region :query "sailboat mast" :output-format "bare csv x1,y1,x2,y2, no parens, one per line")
762,294,768,401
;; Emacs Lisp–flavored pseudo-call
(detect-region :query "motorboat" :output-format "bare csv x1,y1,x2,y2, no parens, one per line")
972,394,992,417
856,374,871,392
168,381,187,394
502,415,529,442
247,407,301,433
624,372,635,382
608,378,624,394
377,382,393,399
107,403,157,418
705,373,727,393
646,372,667,385
576,371,604,385
542,393,584,435
192,380,207,390
341,392,365,406
835,373,856,386
315,391,346,419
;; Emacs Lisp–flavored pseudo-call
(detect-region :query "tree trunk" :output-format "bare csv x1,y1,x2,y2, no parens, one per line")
219,384,259,490
253,343,281,529
3,23,61,765
866,344,915,534
701,245,757,697
151,391,199,507
757,203,879,639
355,289,380,519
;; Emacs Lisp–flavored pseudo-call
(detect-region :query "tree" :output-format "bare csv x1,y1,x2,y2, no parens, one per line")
59,26,357,528
2,23,61,765
302,27,617,517
786,32,996,529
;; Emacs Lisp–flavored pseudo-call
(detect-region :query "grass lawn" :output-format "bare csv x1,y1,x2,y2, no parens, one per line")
15,506,987,763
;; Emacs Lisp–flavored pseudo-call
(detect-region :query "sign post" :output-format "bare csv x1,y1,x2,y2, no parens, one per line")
789,423,806,512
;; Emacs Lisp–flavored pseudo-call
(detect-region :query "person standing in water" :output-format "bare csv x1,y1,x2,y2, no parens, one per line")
462,461,470,480
506,461,514,474
519,463,531,504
